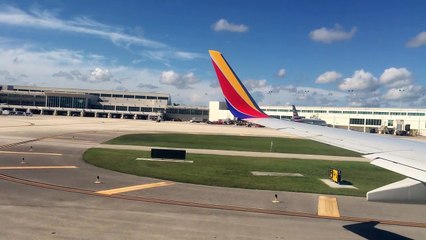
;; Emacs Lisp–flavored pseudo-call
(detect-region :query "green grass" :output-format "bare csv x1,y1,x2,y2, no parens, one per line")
105,133,360,157
84,148,404,197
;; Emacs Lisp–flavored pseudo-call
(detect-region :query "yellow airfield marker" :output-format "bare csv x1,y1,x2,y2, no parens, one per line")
0,166,77,170
318,196,340,218
0,151,62,156
96,182,174,195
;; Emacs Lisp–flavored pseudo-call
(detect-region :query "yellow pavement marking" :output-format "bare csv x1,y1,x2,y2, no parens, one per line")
0,166,77,170
96,182,174,195
0,151,62,156
318,196,340,218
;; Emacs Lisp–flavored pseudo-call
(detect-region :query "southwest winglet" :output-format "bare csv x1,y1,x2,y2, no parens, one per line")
209,50,268,119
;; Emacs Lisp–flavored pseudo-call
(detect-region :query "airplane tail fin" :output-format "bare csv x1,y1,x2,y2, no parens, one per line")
209,50,268,119
292,105,300,118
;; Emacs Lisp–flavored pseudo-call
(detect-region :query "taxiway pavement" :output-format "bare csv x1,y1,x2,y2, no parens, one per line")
0,116,425,239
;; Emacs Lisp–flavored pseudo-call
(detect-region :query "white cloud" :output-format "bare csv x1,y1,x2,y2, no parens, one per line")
0,44,222,106
0,70,28,82
382,85,424,101
209,80,220,88
277,68,286,78
0,5,203,62
213,19,248,33
114,85,128,91
52,70,79,81
159,71,200,89
339,69,378,91
137,83,158,89
143,50,204,62
174,51,204,60
243,79,268,91
380,67,412,88
315,71,342,84
0,5,165,48
89,67,113,82
406,31,426,48
309,24,357,43
52,68,115,83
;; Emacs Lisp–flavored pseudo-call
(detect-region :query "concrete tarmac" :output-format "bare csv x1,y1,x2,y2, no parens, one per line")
0,115,425,239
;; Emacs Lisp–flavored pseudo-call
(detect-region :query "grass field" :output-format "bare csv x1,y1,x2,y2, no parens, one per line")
84,148,404,196
105,133,360,157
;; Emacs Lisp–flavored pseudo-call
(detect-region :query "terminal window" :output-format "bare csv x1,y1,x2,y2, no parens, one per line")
350,118,365,125
166,108,178,114
408,112,425,116
178,109,190,114
47,96,60,107
116,106,127,111
73,97,86,108
343,111,357,114
129,106,140,112
153,108,164,113
103,105,114,110
366,119,381,126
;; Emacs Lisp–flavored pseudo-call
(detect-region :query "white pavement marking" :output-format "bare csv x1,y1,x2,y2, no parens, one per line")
251,171,303,177
0,166,77,170
320,179,358,189
135,158,193,163
0,151,62,156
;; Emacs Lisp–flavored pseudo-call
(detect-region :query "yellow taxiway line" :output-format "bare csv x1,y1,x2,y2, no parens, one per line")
0,151,62,156
96,182,174,195
318,196,340,217
0,166,77,170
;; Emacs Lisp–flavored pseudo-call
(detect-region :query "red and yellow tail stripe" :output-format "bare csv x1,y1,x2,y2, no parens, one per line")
209,50,268,119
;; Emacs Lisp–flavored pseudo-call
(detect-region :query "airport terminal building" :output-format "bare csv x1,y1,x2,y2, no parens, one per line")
0,85,208,121
209,101,426,136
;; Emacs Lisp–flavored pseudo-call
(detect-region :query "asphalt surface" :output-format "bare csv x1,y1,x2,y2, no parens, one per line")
0,115,425,240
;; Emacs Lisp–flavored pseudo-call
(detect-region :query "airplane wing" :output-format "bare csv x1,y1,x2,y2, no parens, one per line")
209,50,426,203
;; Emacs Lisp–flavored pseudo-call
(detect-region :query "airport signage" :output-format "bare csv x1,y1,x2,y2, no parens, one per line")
151,148,186,160
329,168,341,184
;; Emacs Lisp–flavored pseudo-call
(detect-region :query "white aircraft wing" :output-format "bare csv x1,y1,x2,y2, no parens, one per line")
249,117,426,183
209,49,426,203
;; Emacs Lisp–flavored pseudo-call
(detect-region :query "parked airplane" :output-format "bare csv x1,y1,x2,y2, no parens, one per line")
291,105,327,126
209,50,426,203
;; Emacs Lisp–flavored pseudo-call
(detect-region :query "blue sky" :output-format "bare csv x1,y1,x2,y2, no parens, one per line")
0,0,425,107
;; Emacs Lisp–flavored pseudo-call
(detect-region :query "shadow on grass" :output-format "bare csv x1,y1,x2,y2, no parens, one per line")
340,180,353,186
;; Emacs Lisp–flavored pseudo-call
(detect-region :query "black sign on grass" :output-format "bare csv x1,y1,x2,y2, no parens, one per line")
151,148,186,160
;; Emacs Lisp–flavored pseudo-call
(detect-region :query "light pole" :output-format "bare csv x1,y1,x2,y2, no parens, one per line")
398,88,405,108
347,90,355,106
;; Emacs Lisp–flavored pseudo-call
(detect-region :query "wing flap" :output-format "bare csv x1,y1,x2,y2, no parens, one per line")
370,158,426,182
